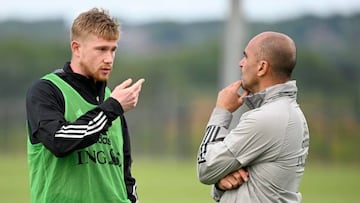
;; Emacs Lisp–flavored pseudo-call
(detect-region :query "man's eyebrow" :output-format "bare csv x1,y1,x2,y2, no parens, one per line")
95,45,117,50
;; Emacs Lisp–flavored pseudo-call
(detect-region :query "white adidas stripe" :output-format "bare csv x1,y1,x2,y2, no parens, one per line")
55,112,108,139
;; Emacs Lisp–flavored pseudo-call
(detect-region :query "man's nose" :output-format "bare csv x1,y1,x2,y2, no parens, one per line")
104,52,114,64
239,58,245,68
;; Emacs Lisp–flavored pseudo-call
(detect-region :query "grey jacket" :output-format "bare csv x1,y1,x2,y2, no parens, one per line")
197,80,309,203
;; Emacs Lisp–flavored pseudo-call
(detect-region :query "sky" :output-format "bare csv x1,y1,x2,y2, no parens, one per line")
1,0,360,24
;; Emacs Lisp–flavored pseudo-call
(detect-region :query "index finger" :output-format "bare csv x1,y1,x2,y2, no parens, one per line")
130,78,145,91
229,80,242,91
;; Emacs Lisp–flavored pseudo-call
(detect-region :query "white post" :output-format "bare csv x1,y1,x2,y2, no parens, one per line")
221,0,248,128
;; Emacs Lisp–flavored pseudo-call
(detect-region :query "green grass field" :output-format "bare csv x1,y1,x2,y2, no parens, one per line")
1,154,360,203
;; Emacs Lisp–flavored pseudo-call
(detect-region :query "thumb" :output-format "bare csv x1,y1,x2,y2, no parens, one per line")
238,90,249,104
117,78,133,89
240,89,249,98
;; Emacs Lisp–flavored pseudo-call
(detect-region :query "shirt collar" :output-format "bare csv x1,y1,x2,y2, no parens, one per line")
244,80,298,109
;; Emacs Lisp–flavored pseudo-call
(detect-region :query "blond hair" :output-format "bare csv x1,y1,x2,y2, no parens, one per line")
71,8,120,41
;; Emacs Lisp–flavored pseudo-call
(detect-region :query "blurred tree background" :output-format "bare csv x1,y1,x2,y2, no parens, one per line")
1,13,359,164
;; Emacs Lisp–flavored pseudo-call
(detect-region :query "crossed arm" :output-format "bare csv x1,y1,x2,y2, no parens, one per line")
201,80,253,193
216,168,249,191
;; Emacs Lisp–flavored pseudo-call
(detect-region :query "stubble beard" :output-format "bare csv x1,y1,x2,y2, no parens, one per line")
79,61,110,82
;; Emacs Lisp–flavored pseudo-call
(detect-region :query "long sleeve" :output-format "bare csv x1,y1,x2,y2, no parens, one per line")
120,116,139,203
197,107,242,184
26,79,123,157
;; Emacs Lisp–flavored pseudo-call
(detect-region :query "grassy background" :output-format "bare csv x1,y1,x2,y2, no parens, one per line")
1,154,360,203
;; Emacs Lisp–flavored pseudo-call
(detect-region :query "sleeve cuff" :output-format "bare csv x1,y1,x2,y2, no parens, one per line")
211,184,225,202
98,97,124,121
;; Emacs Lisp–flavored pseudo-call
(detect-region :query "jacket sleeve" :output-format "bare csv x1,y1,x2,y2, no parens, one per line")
197,107,242,184
121,116,139,203
26,79,123,157
197,107,282,185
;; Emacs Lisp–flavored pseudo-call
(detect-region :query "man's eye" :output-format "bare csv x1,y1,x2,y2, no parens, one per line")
96,47,107,51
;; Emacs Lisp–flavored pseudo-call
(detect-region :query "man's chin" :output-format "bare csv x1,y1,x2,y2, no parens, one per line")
94,75,109,82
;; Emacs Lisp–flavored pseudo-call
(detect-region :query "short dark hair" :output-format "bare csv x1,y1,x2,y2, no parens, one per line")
256,34,297,78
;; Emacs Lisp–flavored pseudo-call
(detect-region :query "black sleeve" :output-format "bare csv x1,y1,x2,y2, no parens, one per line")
26,79,123,157
121,116,139,203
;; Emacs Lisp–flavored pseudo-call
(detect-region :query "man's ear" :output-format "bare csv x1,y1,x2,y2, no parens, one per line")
257,60,269,77
71,40,81,57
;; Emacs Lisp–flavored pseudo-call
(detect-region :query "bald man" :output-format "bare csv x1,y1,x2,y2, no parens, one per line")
197,32,309,202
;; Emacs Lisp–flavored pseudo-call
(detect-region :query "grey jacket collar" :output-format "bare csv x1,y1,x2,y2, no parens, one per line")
244,80,298,109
